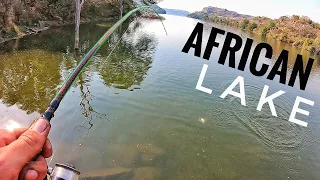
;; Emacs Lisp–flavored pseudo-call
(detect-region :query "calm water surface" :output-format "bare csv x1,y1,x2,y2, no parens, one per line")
0,15,320,179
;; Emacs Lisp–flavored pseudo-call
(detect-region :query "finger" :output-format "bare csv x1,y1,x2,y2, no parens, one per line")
25,170,38,180
0,128,28,146
41,138,53,158
12,128,29,138
4,118,51,168
19,155,48,180
0,129,15,147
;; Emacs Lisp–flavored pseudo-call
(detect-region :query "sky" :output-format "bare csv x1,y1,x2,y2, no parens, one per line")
158,0,320,22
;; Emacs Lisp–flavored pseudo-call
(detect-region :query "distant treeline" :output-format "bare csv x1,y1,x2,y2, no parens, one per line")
188,9,320,55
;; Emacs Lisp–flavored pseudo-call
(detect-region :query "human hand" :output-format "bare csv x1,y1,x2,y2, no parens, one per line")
0,117,52,180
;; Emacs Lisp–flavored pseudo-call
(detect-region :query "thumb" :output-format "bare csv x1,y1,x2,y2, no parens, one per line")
4,118,51,168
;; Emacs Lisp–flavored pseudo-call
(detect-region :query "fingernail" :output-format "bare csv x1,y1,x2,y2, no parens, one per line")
26,169,38,180
31,118,49,133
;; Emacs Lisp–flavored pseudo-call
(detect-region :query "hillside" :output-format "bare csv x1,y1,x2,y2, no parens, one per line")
188,7,320,55
188,6,252,20
164,8,190,17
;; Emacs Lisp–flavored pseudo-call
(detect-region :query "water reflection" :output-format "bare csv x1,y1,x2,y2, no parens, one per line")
74,73,110,139
98,31,157,89
0,19,159,114
0,50,62,113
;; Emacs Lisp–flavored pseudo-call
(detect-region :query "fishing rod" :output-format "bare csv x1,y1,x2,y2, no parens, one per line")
33,6,167,180
43,5,167,122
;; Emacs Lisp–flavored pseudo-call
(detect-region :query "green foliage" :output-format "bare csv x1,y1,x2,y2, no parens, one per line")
261,26,269,35
88,4,99,16
208,15,239,27
240,19,249,30
189,9,320,54
260,21,276,35
188,12,209,20
248,23,258,31
268,21,276,28
0,0,134,28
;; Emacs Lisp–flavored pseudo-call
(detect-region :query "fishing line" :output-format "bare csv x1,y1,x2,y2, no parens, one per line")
46,5,167,165
48,18,135,165
104,27,130,64
48,101,81,166
42,5,167,122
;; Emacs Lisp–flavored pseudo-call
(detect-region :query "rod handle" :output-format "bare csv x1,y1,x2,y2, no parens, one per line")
43,99,60,121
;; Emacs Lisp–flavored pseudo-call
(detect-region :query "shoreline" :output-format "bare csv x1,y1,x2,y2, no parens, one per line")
0,26,50,44
0,15,164,45
2,16,318,57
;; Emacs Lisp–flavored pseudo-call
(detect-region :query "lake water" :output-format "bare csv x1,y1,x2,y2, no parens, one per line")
0,15,320,179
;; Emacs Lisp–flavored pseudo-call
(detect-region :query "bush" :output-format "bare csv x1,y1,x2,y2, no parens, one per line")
268,21,276,29
261,26,269,35
240,19,249,30
248,23,257,31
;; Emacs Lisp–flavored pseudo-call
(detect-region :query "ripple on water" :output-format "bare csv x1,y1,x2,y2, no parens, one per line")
229,84,307,153
199,100,239,130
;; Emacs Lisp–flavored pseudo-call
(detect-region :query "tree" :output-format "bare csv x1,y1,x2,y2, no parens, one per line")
240,19,249,30
249,23,258,31
268,21,276,29
1,0,16,27
119,0,124,18
0,0,23,35
75,0,85,50
261,26,269,35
